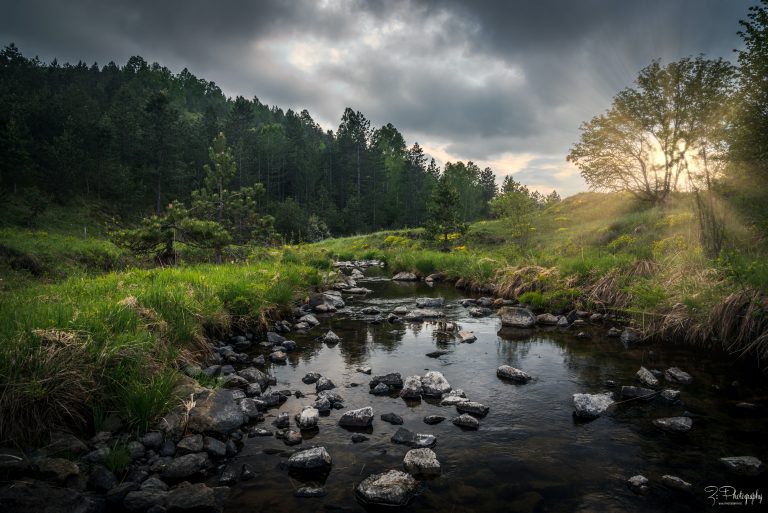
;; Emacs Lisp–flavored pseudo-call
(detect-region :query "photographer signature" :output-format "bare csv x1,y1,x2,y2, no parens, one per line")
704,486,762,506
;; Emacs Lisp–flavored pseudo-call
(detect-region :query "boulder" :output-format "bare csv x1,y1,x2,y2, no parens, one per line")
457,330,476,343
468,306,493,317
400,375,423,399
297,407,319,430
315,377,335,392
620,385,656,400
653,416,692,433
627,475,649,495
355,470,420,507
322,331,341,344
269,350,287,363
187,389,246,435
421,371,451,397
203,437,227,459
536,313,559,325
381,413,404,425
280,430,303,446
607,326,621,337
496,365,532,383
302,372,321,384
720,456,764,476
499,307,536,328
664,367,693,385
392,272,419,281
160,453,210,479
424,415,446,425
636,366,659,388
339,407,374,428
287,447,332,473
452,414,479,430
370,382,390,395
298,314,320,327
556,316,569,327
176,434,204,455
456,401,489,417
572,392,614,419
403,448,441,476
140,432,164,451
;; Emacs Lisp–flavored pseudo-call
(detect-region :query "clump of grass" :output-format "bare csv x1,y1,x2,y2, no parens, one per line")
104,443,131,474
115,369,179,434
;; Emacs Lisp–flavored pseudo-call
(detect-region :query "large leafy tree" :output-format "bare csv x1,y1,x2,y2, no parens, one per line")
568,57,735,203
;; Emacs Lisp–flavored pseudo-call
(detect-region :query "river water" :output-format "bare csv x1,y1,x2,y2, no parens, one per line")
223,272,767,512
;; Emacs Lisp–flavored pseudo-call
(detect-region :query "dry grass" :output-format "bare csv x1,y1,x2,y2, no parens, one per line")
495,265,558,299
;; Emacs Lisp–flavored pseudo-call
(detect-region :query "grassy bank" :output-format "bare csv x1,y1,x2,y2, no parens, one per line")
0,255,322,444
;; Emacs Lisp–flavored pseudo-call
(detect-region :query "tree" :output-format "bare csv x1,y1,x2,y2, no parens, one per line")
568,57,736,204
203,132,236,223
424,174,466,250
489,188,536,242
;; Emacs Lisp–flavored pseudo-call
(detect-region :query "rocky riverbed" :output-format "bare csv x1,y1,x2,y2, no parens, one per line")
2,262,766,512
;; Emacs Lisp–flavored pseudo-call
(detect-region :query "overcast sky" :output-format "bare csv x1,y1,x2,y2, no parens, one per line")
1,0,754,195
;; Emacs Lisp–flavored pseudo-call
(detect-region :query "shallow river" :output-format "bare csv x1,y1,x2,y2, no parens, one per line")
222,273,767,512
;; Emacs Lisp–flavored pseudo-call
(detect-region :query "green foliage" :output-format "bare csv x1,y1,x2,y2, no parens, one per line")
104,443,132,474
424,174,467,249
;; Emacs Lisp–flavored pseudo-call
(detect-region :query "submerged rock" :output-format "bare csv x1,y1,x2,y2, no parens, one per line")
452,414,480,430
355,470,420,507
416,298,444,308
627,475,649,495
421,371,451,397
636,366,659,388
370,382,390,395
423,415,446,425
661,475,692,491
664,367,693,385
720,456,764,476
287,447,332,473
621,386,656,400
496,365,532,383
301,372,321,384
572,392,614,419
620,328,644,348
403,448,441,476
339,407,374,428
322,330,341,344
653,416,692,433
381,413,404,425
295,486,327,498
404,309,445,321
357,366,372,374
499,307,536,328
607,326,621,337
457,329,477,343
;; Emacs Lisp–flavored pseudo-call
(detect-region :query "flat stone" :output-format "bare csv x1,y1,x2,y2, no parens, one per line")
176,434,204,455
661,475,692,491
456,401,490,417
36,458,79,483
496,365,532,383
424,415,446,425
620,385,656,400
295,486,327,498
392,272,419,281
653,416,692,433
160,453,210,479
370,373,403,389
720,456,764,476
637,366,659,388
536,313,559,325
665,367,693,384
426,350,450,358
415,298,444,308
403,448,441,476
381,413,404,425
660,389,680,402
457,329,476,342
187,389,246,435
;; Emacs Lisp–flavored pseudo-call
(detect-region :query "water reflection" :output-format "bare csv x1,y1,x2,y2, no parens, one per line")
226,277,768,513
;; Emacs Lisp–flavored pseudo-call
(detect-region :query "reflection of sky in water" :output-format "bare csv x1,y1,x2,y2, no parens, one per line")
225,277,768,513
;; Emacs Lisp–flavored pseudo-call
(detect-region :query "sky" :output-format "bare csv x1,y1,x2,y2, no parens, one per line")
0,0,755,196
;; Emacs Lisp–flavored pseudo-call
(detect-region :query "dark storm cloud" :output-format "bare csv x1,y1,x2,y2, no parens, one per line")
0,0,754,194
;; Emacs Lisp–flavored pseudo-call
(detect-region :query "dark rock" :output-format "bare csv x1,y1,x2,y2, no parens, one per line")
106,482,140,505
720,456,764,476
160,453,209,479
87,465,118,492
496,365,532,383
456,401,490,417
124,489,168,512
241,464,256,481
287,447,332,473
176,435,203,455
203,437,227,459
141,477,169,491
499,307,536,328
468,306,493,317
351,434,369,443
620,386,656,400
302,372,321,384
36,458,79,483
275,412,290,429
370,383,390,395
423,415,446,425
381,413,404,425
187,389,246,435
661,475,692,491
166,482,224,513
159,440,176,457
295,486,327,498
607,327,621,338
370,373,403,389
452,414,479,430
620,328,644,348
627,475,649,495
664,367,693,385
536,313,559,325
339,407,374,428
281,431,303,446
399,375,422,399
660,389,680,402
653,416,692,433
315,377,335,392
636,366,659,388
218,466,238,486
322,331,341,344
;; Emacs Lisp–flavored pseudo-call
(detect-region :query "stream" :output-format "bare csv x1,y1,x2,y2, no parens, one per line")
221,269,767,512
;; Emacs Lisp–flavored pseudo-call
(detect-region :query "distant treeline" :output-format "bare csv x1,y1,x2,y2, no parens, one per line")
0,44,501,238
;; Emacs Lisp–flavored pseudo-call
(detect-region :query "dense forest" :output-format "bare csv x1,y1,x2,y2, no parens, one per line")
0,44,503,240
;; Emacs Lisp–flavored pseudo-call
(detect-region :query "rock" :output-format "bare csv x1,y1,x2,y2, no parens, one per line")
621,385,656,400
251,428,272,437
499,307,536,328
356,470,419,507
636,366,659,388
127,441,145,460
87,465,118,492
351,434,369,443
176,434,204,455
457,330,476,343
421,371,451,397
404,309,445,321
357,366,372,374
141,477,169,491
412,434,437,448
416,298,444,308
426,350,450,358
381,413,404,425
361,306,380,314
351,268,365,279
393,306,409,315
661,475,692,491
299,314,320,326
159,440,176,457
160,453,210,479
440,394,470,406
281,430,303,446
240,398,263,419
620,328,644,348
370,382,390,395
238,367,269,388
275,412,290,429
557,316,569,327
403,448,441,476
424,415,446,425
456,401,489,417
36,458,79,483
468,306,493,317
298,407,319,430
124,489,169,512
287,447,332,473
572,392,614,419
589,313,603,322
607,326,621,337
536,313,559,325
282,340,297,351
720,456,764,476
664,367,693,385
322,330,341,344
295,486,327,498
269,350,287,363
47,432,89,456
627,475,649,495
141,432,164,451
240,464,256,481
301,372,321,384
452,414,480,430
203,437,227,459
166,483,224,513
187,389,246,435
252,355,265,366
575,331,591,339
400,375,423,399
82,447,110,464
245,383,262,397
370,373,403,389
315,377,335,392
653,416,692,433
391,427,415,445
106,482,140,505
392,272,419,281
660,389,680,402
309,292,345,311
496,365,532,383
317,390,344,407
339,407,374,428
